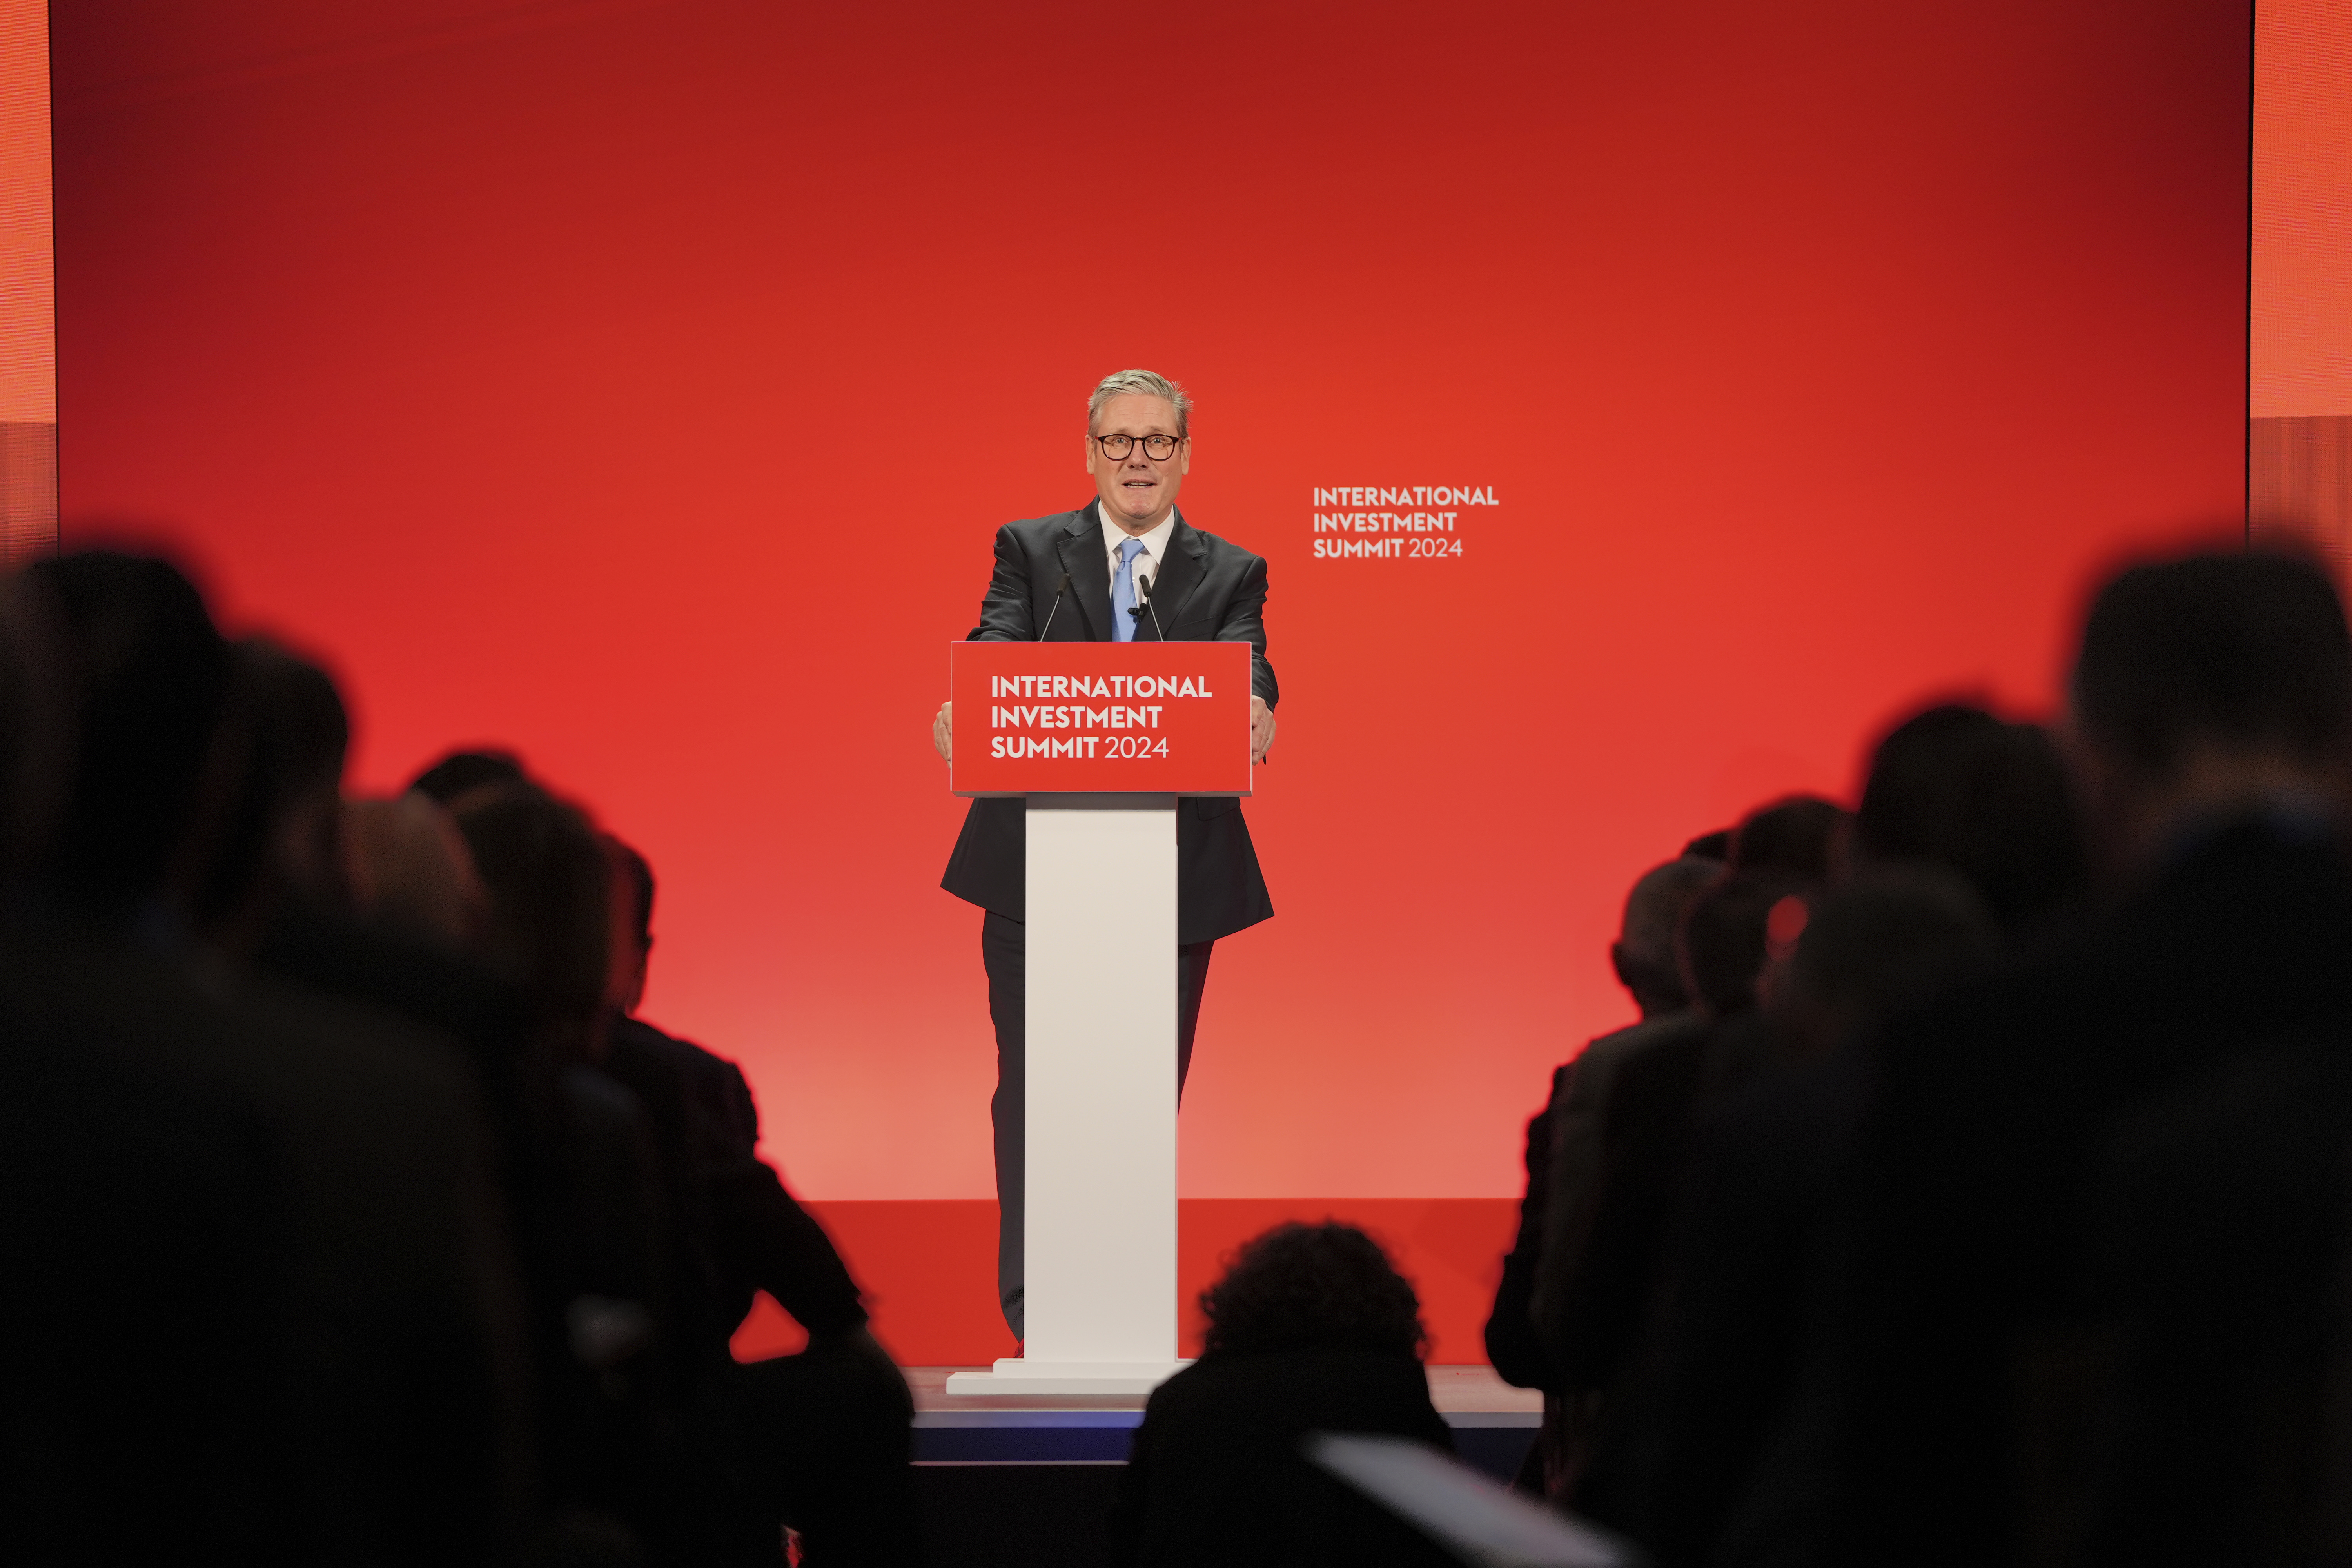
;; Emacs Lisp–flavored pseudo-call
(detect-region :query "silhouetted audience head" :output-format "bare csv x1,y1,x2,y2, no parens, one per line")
1856,702,2087,933
238,639,347,802
342,794,486,949
1776,867,2000,1052
450,783,613,1056
1612,857,1724,1017
410,748,529,804
1198,1222,1427,1361
1678,866,1812,1018
1683,828,1733,860
2067,551,2352,872
1728,794,1846,880
18,552,229,915
2073,550,2352,784
181,639,352,936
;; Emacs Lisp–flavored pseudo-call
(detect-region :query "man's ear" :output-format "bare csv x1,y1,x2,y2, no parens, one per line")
619,941,650,1016
1609,940,1634,992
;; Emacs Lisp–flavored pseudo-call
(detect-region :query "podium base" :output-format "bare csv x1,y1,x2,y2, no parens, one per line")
943,1358,1192,1396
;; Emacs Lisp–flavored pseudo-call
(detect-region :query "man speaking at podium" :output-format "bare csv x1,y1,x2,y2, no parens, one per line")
931,368,1279,1339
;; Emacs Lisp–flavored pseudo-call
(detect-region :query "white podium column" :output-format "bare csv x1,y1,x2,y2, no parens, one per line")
945,792,1183,1395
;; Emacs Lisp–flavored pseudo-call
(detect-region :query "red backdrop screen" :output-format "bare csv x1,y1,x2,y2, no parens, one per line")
51,0,2250,1229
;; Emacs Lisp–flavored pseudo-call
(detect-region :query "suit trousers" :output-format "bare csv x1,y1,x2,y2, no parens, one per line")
982,909,1212,1341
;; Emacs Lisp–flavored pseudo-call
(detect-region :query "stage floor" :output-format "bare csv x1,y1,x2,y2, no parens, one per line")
906,1365,1541,1476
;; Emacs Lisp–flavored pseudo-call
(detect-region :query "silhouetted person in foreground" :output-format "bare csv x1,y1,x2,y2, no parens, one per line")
600,835,921,1568
1592,869,1999,1567
0,554,529,1564
402,750,922,1562
1524,825,1813,1442
1487,854,1720,1496
445,782,685,1555
1535,861,1811,1517
259,742,659,1559
1112,1223,1456,1568
1848,550,2352,1568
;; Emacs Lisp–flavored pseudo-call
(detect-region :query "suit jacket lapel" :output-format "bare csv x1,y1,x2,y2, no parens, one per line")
1056,505,1111,640
1142,515,1209,639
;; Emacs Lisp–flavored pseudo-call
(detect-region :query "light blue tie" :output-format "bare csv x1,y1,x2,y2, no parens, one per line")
1110,537,1147,643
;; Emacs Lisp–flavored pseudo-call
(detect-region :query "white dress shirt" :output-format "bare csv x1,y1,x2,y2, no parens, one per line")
1099,505,1178,604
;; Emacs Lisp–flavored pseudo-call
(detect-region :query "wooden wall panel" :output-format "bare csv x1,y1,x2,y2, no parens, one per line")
0,420,53,562
2249,415,2352,582
2254,1,2352,417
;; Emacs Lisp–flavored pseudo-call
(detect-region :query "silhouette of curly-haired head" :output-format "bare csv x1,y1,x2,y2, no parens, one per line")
1197,1221,1427,1361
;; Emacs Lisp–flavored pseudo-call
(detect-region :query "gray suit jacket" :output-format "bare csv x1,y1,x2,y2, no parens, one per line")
940,501,1277,944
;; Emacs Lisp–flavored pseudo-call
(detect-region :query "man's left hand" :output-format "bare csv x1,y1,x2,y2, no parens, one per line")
1251,696,1277,765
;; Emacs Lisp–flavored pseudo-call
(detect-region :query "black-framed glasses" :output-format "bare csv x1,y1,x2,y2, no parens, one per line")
1093,433,1181,461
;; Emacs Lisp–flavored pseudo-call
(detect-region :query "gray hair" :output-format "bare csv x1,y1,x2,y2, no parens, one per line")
1088,369,1192,437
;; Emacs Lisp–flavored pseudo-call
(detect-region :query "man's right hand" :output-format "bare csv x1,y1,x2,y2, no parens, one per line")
932,701,952,763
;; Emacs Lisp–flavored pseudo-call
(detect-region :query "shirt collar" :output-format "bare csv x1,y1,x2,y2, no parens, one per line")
1098,503,1178,569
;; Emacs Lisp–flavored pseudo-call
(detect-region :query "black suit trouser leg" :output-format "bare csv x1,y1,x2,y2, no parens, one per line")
982,911,1213,1341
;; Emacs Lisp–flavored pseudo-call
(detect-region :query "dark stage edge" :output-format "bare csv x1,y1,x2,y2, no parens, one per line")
906,1366,1541,1566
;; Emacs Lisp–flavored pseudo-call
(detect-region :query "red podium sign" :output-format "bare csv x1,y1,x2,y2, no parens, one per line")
950,640,1254,797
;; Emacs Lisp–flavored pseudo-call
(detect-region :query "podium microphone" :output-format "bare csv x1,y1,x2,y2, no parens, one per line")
1037,572,1073,641
1137,570,1166,641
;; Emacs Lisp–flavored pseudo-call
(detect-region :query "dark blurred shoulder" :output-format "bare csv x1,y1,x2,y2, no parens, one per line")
257,904,528,1063
1148,1347,1450,1444
608,1014,760,1151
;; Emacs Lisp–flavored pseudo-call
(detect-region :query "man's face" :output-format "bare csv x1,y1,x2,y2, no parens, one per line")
1086,393,1190,535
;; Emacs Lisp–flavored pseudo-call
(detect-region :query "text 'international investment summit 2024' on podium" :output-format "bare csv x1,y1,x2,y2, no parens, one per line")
944,639,1253,1395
